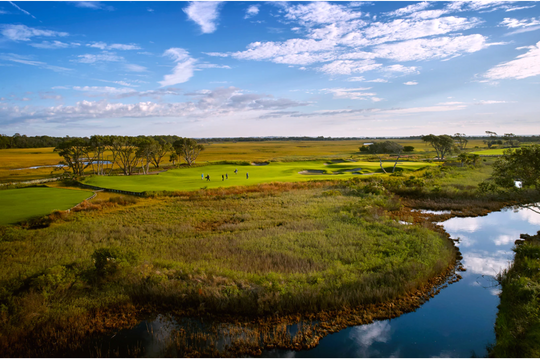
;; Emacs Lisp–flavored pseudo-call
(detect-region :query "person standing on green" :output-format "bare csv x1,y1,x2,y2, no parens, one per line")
246,172,249,179
201,173,204,180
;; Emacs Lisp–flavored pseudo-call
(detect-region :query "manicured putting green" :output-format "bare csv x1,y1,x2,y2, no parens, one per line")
0,187,93,225
82,160,435,193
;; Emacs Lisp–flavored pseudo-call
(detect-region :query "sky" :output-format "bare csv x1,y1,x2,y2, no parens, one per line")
0,1,539,138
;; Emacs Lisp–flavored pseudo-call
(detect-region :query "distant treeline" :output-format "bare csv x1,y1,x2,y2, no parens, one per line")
1,133,539,149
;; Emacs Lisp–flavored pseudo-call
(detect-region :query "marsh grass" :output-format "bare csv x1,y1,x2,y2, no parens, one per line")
0,183,455,356
490,232,540,358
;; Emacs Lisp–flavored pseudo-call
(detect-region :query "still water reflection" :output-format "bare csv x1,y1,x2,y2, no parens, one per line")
266,206,540,358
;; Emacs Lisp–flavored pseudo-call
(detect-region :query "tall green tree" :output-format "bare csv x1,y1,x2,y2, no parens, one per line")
421,134,455,160
367,141,404,173
492,145,540,191
54,138,93,176
150,138,173,168
173,138,205,166
453,133,468,150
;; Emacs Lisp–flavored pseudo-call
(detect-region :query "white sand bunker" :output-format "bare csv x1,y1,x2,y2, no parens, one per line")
251,162,269,166
299,170,326,175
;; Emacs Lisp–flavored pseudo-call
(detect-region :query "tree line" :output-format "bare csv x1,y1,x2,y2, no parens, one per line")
54,135,204,177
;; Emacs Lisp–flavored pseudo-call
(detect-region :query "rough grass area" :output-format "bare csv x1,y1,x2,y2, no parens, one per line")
0,184,455,355
0,186,93,225
82,160,435,193
490,231,540,358
471,148,508,155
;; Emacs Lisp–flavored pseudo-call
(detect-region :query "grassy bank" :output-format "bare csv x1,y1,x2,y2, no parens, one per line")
490,231,540,358
0,182,455,356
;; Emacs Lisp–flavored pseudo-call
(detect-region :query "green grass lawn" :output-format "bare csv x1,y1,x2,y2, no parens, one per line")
0,186,93,225
82,160,436,192
471,148,510,155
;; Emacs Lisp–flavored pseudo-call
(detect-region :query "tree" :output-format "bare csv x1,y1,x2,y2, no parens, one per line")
484,131,500,149
150,139,173,168
136,137,155,175
492,145,540,191
367,141,404,173
110,136,140,175
54,138,93,176
457,153,480,167
454,133,468,150
421,134,455,160
503,133,520,148
173,138,205,166
169,152,178,166
403,146,414,152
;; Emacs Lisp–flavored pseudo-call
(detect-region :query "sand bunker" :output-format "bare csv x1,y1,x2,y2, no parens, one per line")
299,170,326,175
251,162,269,166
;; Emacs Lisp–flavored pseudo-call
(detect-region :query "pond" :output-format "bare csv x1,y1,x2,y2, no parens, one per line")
85,205,540,357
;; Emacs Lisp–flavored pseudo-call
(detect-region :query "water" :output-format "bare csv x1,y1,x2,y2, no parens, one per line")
11,161,112,170
266,206,540,358
91,205,540,357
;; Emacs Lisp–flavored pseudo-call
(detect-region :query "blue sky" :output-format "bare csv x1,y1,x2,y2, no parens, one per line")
0,1,539,137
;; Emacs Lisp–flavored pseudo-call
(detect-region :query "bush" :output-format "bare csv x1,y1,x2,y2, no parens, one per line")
403,146,414,152
91,247,138,277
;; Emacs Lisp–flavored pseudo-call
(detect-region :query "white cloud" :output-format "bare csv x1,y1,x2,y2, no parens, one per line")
501,17,540,28
73,2,113,11
484,41,540,80
366,78,389,83
407,10,449,20
385,2,431,17
124,63,147,72
74,52,124,63
284,2,364,26
87,42,141,50
231,38,337,65
404,81,418,85
384,64,419,75
244,5,259,19
373,35,494,62
340,16,483,47
347,76,365,81
1,24,68,41
318,60,382,75
0,87,308,124
184,1,222,34
475,100,511,105
322,87,376,100
72,86,136,95
204,52,229,57
29,41,79,49
0,53,71,72
196,63,231,69
159,48,197,86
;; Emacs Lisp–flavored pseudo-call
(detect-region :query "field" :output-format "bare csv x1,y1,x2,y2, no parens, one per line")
0,186,93,225
82,160,436,193
0,138,490,184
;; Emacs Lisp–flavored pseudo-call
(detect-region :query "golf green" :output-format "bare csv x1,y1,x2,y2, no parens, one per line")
0,187,93,225
82,160,435,193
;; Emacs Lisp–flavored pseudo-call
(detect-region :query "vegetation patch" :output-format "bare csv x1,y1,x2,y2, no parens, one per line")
490,231,540,358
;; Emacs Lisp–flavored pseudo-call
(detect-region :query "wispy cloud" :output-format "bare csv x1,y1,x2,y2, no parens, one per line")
404,81,418,85
0,53,71,72
87,41,141,50
29,41,80,49
73,2,114,11
1,24,68,41
244,5,259,19
184,2,223,34
74,51,124,63
9,1,36,19
484,41,540,80
160,48,197,86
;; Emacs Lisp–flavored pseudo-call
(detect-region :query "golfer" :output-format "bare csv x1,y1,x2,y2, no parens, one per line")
201,173,204,180
246,172,249,179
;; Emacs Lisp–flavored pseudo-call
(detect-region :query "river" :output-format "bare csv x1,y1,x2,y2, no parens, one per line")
89,205,540,357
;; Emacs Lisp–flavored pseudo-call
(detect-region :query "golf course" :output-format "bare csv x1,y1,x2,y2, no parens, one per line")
81,160,436,193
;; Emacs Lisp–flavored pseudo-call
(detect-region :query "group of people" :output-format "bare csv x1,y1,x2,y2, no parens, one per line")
201,168,248,181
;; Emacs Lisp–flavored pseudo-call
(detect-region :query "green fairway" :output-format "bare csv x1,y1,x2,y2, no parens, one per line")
471,148,509,155
82,160,435,192
0,187,93,225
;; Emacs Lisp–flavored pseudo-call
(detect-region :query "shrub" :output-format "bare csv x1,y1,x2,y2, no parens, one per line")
403,146,414,152
91,247,139,277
